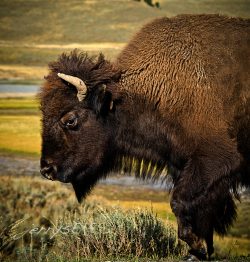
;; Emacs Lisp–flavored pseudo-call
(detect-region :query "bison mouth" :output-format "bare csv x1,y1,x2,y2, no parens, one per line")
40,161,81,184
40,155,94,184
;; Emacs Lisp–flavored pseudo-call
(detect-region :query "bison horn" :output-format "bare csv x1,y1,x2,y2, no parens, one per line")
57,73,87,101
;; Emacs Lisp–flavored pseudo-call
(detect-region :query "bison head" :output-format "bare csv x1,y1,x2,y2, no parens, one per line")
40,51,121,201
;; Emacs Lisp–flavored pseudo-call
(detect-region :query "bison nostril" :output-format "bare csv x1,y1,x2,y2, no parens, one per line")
40,159,57,180
40,165,53,176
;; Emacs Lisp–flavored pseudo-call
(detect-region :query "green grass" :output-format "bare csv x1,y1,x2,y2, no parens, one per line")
0,79,42,85
0,97,39,154
0,114,41,156
0,97,40,156
0,97,39,110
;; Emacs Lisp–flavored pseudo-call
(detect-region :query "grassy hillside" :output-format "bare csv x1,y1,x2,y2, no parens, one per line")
0,0,249,82
0,0,249,44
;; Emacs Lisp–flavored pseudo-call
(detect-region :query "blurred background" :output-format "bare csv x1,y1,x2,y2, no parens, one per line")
0,1,249,261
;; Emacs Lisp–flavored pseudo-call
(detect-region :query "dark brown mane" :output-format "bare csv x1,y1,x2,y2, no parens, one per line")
43,50,121,95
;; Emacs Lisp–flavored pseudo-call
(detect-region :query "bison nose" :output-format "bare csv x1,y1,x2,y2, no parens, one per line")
40,159,57,180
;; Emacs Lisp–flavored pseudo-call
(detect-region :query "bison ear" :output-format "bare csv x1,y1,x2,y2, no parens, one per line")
92,84,114,117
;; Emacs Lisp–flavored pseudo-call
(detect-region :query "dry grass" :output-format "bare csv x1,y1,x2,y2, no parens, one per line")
214,235,250,258
0,176,187,261
0,0,249,82
0,97,38,110
0,115,41,156
1,0,249,45
0,175,250,261
0,97,40,156
0,65,47,81
115,200,175,221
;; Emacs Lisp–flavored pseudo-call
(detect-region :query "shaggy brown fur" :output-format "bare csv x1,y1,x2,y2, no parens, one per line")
40,14,250,260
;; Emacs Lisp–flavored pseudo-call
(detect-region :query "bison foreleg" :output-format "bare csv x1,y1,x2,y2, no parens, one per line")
170,136,241,260
205,226,214,260
180,225,207,261
171,200,207,260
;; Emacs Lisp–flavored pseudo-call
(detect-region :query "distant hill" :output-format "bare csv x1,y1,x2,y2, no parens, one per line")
0,0,249,82
1,0,249,44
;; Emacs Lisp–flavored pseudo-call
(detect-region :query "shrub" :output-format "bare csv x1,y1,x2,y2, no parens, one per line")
0,202,186,261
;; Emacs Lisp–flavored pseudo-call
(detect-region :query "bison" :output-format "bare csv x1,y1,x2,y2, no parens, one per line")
40,14,250,260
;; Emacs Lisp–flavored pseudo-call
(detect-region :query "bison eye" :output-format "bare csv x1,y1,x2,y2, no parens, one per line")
65,117,77,128
60,112,78,129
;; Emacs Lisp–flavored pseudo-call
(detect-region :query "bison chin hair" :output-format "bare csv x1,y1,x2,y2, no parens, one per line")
71,163,111,202
71,171,101,202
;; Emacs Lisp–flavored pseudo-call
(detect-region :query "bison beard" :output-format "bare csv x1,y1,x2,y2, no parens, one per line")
39,14,250,261
72,171,100,202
